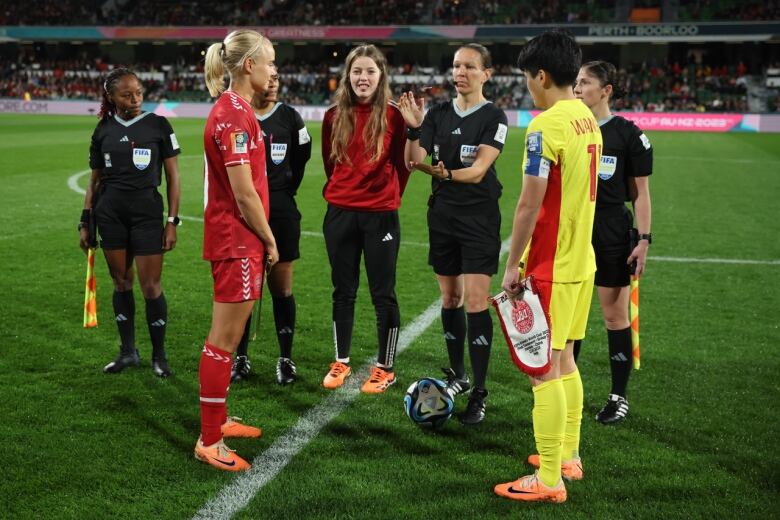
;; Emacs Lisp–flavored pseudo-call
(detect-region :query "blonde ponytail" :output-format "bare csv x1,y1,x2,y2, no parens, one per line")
204,42,226,97
203,30,272,99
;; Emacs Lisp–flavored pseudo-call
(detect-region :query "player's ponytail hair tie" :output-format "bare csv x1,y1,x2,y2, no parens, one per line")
103,81,108,93
220,42,226,56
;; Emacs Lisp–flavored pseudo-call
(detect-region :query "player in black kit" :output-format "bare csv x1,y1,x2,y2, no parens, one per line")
399,44,508,424
574,61,653,424
231,71,312,384
79,68,181,377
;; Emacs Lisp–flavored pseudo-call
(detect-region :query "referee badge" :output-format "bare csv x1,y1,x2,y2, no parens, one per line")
460,145,477,166
271,143,287,165
132,148,151,171
599,155,617,180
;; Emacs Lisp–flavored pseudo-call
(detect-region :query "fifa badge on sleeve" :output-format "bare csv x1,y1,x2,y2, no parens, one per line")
491,276,551,377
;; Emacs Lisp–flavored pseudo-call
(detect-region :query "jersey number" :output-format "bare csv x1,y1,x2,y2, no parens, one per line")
587,144,601,202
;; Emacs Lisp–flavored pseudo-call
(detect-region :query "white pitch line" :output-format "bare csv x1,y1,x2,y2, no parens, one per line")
67,169,780,265
656,155,780,165
649,255,780,266
68,169,89,195
193,238,511,519
192,302,440,520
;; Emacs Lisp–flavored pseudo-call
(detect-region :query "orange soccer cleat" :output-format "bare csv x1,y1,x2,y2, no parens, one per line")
194,437,251,472
360,366,396,394
221,416,262,438
526,454,584,481
322,361,352,389
494,472,567,503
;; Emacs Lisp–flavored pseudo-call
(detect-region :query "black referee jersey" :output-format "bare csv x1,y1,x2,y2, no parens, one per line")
256,102,312,195
420,100,508,210
596,115,653,208
89,112,180,190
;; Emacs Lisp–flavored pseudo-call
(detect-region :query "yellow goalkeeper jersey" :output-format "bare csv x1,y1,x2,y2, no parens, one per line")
521,99,602,283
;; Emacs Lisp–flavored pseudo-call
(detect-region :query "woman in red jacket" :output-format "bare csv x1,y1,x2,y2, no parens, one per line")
320,44,410,394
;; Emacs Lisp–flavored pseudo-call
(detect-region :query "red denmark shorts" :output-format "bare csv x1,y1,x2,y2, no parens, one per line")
211,257,265,303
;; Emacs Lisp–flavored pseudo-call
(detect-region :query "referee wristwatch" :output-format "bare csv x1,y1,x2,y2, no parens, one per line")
167,216,181,226
638,233,652,244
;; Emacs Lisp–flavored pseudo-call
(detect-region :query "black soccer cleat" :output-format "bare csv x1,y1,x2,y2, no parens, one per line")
459,387,488,425
103,348,141,374
151,356,172,378
442,367,471,398
276,357,297,385
230,355,251,382
595,394,629,424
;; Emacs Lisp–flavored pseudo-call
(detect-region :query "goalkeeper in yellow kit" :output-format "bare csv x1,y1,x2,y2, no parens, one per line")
493,29,602,504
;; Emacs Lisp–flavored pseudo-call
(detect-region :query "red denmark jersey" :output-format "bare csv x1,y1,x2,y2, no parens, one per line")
322,102,409,211
203,91,269,261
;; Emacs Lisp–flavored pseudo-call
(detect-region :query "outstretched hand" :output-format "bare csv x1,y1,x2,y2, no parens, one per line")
398,91,425,129
410,160,448,181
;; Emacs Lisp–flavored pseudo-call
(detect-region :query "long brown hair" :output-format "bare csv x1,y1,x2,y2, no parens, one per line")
204,29,272,98
329,44,392,165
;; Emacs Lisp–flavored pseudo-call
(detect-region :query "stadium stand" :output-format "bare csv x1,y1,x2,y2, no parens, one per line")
1,0,778,25
0,56,753,112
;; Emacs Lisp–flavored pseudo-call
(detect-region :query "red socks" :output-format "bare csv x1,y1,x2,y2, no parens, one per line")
199,342,232,446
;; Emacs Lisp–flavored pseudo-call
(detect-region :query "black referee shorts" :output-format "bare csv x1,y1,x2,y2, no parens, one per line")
269,190,301,263
593,205,633,288
94,187,163,256
427,203,501,276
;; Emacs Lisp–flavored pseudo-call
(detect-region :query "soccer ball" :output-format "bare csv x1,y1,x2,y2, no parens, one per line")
404,377,455,428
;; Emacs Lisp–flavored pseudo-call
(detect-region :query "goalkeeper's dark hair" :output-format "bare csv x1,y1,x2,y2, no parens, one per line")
516,28,581,87
582,60,627,100
99,68,139,120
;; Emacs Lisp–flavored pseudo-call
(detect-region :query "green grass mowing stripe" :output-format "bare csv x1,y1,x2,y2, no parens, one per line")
193,302,441,520
66,166,780,266
3,115,779,517
194,238,507,519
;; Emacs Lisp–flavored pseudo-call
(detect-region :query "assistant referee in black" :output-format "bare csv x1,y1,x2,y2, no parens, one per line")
400,43,508,425
79,68,182,377
574,60,653,424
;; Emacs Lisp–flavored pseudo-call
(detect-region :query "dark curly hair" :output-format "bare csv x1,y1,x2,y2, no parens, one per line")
98,68,139,119
581,60,627,100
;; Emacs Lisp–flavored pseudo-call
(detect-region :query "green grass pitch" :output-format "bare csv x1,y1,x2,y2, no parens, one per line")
0,113,778,518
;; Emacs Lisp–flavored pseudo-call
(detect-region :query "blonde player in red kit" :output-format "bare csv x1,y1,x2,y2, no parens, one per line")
195,29,279,472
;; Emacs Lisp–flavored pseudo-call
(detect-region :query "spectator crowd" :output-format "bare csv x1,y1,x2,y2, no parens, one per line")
1,0,777,26
1,56,761,112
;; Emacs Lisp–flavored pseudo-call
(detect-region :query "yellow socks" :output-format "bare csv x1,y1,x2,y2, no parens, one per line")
561,369,583,461
532,379,566,487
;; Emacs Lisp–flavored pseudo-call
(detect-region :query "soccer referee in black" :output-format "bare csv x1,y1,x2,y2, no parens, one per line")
400,44,508,424
79,68,181,377
231,71,312,384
